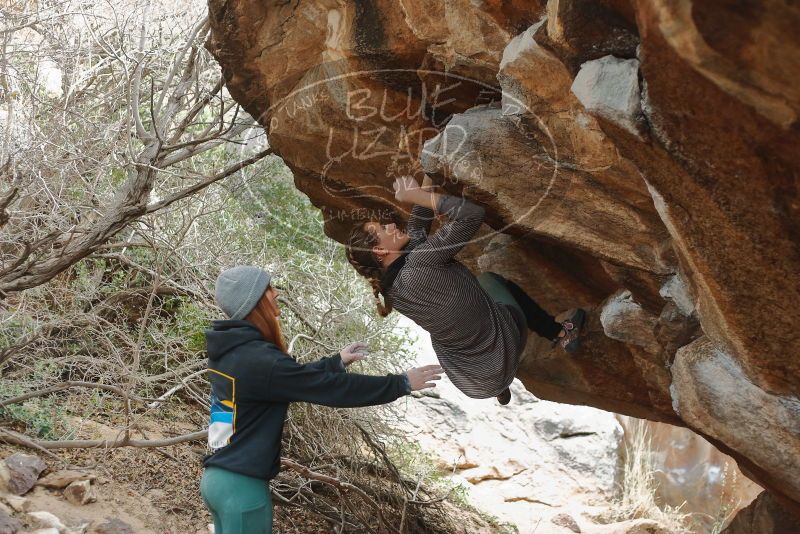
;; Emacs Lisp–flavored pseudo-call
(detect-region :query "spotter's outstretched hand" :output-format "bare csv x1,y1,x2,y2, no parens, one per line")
406,364,444,391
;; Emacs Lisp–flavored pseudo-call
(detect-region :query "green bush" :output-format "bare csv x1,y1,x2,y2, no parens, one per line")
0,397,66,440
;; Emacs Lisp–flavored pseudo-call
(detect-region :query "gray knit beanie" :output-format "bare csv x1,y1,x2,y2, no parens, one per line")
214,266,272,320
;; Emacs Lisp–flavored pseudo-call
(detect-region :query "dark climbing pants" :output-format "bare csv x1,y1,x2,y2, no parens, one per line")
477,272,562,341
200,466,272,534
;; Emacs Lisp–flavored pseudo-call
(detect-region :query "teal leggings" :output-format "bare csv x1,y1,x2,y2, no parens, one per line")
200,466,273,534
476,272,525,316
477,272,561,340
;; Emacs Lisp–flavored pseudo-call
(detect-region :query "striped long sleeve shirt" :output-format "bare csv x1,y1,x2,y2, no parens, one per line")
382,195,527,399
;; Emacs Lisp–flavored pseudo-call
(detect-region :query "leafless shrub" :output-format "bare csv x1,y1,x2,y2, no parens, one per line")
0,0,269,295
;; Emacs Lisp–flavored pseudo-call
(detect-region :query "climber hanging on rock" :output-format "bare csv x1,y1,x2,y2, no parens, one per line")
346,174,586,406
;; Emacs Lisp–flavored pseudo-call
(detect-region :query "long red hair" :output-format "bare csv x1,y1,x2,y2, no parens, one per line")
245,288,288,353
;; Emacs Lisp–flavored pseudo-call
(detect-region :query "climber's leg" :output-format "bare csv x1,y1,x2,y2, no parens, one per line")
201,466,273,534
486,274,562,340
503,277,587,352
475,272,526,405
481,272,587,353
476,272,523,313
476,272,529,342
556,308,587,353
496,386,512,406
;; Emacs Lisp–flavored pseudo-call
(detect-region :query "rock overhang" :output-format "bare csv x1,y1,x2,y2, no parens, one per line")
207,0,800,513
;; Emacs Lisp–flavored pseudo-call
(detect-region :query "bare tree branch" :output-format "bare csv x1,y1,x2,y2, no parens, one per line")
147,368,207,409
0,7,264,298
144,147,272,214
0,187,18,227
0,428,64,462
280,457,400,534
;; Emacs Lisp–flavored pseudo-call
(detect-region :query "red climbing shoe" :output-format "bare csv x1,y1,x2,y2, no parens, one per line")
558,309,586,353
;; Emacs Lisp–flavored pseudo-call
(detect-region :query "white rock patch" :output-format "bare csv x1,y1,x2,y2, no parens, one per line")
571,55,642,136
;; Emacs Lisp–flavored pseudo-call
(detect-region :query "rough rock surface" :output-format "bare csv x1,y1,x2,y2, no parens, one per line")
670,337,800,508
722,491,800,534
3,454,45,496
0,495,28,514
36,470,95,490
207,0,800,516
551,513,581,533
570,55,643,136
0,508,22,534
63,479,96,506
396,318,758,532
26,511,65,532
88,517,135,534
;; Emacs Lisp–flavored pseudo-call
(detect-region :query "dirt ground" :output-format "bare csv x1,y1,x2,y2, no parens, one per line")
1,391,504,534
0,403,331,534
2,440,333,533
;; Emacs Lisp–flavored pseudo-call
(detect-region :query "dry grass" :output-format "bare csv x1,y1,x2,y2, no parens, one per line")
609,418,693,533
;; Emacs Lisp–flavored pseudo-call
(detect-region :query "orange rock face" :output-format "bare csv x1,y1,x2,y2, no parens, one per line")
207,0,800,514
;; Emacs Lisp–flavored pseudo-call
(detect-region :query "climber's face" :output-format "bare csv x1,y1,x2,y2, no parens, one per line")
364,221,409,262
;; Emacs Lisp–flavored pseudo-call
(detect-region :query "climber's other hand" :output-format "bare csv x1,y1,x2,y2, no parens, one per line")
393,175,421,203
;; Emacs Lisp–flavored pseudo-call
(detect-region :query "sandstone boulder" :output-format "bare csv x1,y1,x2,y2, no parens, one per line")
722,491,800,534
206,0,800,512
670,337,800,508
600,290,660,354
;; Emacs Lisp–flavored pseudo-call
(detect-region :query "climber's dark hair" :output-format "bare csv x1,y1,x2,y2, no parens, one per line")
346,222,393,317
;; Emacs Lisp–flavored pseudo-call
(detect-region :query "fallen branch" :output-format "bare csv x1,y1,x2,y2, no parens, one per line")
355,421,413,496
270,489,344,529
0,427,208,450
0,428,63,462
0,381,158,408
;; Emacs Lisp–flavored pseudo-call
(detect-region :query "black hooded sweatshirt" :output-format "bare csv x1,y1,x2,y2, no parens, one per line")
202,320,410,480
